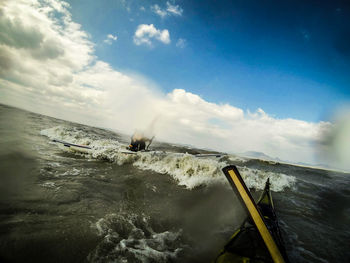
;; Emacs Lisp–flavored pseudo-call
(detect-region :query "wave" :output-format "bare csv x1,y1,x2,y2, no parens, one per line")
237,166,296,192
88,213,184,263
41,126,295,191
134,152,225,189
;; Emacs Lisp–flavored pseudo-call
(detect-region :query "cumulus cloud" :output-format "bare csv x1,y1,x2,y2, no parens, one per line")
151,1,183,18
156,90,331,164
0,0,333,166
133,24,170,46
103,34,117,44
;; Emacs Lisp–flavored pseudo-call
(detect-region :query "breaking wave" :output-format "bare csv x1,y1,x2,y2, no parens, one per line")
237,166,296,192
134,152,225,189
41,126,295,191
88,213,184,263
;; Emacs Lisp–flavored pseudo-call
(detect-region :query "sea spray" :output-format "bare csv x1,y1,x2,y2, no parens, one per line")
237,166,296,192
41,126,296,191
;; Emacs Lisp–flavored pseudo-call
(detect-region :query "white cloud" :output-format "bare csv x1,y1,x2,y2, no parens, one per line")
103,34,117,44
176,38,186,48
156,90,331,164
166,2,183,16
151,4,167,18
151,1,183,18
0,0,334,166
133,24,170,46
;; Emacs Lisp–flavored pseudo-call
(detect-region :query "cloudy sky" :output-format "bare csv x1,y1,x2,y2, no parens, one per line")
0,0,349,167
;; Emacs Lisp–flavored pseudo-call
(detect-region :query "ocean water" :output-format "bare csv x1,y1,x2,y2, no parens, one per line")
0,104,349,263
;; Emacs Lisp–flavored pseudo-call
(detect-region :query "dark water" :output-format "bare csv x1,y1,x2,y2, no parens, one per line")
0,104,349,263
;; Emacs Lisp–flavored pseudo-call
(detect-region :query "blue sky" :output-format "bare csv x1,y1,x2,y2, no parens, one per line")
65,0,350,122
0,0,349,166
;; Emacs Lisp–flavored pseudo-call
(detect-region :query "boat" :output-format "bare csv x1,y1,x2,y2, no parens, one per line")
215,165,289,263
52,139,92,153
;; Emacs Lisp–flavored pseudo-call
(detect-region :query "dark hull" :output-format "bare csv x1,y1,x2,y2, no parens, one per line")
215,166,289,263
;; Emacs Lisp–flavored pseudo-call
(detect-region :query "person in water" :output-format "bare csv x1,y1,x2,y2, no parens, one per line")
128,138,146,152
128,132,154,152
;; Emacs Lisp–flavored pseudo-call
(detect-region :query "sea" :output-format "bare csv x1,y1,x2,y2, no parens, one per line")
0,104,349,263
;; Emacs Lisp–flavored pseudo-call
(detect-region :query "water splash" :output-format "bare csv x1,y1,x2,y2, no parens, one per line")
41,126,296,191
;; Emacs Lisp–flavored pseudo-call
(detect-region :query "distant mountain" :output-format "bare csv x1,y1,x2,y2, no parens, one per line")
242,151,346,172
295,161,335,171
241,151,280,161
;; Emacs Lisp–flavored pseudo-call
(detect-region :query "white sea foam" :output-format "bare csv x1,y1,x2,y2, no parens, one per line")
228,155,249,163
134,155,295,191
89,213,183,263
40,181,61,191
41,125,94,146
134,152,226,189
40,182,56,188
237,166,296,192
41,126,136,164
61,168,81,176
41,126,296,191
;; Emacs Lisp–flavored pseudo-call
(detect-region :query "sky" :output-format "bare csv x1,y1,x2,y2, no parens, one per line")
0,0,349,167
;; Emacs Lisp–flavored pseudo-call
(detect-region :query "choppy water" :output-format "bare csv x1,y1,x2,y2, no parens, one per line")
0,104,349,263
